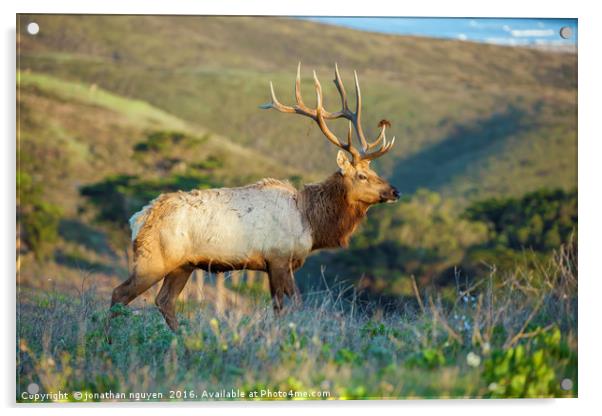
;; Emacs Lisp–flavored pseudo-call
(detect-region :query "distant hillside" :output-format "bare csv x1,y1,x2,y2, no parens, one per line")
18,15,576,203
17,71,303,216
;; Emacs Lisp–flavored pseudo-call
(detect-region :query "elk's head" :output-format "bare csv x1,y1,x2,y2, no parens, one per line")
261,63,400,206
335,150,399,205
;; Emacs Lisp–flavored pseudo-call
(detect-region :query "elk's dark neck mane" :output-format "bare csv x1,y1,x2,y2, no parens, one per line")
300,172,369,250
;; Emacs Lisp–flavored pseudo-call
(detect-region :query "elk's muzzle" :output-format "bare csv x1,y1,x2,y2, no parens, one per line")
381,186,400,203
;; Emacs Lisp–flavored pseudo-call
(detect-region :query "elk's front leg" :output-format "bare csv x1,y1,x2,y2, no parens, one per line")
267,260,302,314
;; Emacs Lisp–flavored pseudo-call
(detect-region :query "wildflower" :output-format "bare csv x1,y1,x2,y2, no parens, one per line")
488,382,498,391
482,341,491,354
288,322,296,330
209,318,220,335
466,351,481,367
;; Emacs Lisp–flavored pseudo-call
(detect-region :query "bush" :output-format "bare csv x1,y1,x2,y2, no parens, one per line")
133,131,186,153
18,171,62,260
134,131,208,154
464,188,577,252
483,327,576,398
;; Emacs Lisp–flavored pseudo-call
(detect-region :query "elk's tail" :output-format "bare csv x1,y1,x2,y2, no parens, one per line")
129,201,155,242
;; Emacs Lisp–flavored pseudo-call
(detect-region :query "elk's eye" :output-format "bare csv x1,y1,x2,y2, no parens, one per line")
358,173,368,181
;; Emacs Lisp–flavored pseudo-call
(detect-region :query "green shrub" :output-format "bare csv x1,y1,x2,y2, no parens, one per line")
405,348,446,369
134,131,186,154
464,189,577,253
18,171,62,260
134,131,209,154
482,327,576,398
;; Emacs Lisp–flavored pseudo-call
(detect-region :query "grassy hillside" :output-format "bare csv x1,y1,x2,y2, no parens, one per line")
18,70,306,208
18,14,576,202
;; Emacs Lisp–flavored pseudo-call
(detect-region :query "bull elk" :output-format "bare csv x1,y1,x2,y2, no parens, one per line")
110,63,399,331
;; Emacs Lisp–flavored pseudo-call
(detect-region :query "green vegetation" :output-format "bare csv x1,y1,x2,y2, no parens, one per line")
17,171,62,260
465,188,577,252
18,71,189,129
483,327,576,398
17,244,576,401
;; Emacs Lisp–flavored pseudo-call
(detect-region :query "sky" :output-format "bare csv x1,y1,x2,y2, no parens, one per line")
302,17,578,48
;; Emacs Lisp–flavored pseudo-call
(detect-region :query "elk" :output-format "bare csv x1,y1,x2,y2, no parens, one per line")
110,63,399,331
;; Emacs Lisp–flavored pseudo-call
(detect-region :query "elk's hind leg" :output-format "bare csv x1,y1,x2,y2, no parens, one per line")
267,260,301,315
155,267,193,331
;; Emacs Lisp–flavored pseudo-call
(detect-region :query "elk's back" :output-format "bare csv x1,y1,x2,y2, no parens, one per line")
129,180,312,269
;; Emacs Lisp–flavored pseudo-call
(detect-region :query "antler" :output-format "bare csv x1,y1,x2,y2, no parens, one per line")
260,63,395,164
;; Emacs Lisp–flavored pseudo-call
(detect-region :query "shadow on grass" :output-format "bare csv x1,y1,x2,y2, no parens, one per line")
59,219,117,258
54,249,126,276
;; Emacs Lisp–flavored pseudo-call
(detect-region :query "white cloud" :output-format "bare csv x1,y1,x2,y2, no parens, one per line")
457,33,467,41
502,25,511,32
511,29,555,37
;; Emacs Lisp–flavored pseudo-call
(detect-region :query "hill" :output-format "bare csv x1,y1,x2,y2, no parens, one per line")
18,14,576,202
18,70,303,212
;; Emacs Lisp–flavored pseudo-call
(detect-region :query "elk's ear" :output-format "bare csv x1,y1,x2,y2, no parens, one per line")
336,150,354,175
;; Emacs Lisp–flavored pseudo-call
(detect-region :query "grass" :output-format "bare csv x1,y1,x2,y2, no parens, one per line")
18,71,189,129
17,243,577,401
